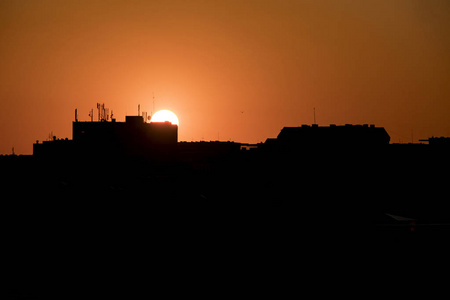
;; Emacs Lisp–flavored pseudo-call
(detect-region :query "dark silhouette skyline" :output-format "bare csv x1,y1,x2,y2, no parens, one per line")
13,107,450,228
3,107,450,299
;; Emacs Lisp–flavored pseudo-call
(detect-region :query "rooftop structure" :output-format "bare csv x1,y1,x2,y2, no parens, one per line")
264,124,390,150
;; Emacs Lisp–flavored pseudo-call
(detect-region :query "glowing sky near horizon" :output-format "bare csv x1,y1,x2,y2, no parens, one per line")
1,0,450,153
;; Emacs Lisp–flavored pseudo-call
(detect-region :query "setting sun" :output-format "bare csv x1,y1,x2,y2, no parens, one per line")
150,110,179,126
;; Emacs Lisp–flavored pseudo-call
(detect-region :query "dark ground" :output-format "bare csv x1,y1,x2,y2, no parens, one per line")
2,148,449,298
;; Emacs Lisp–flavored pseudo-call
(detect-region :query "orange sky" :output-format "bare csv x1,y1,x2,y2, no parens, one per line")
1,0,450,154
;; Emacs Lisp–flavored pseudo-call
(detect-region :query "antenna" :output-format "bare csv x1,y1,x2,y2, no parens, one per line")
138,104,140,117
96,103,109,121
152,92,155,116
75,109,78,122
313,107,316,125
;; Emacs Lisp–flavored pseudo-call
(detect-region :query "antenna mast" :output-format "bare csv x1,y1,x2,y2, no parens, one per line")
96,103,108,121
152,92,155,116
313,107,316,125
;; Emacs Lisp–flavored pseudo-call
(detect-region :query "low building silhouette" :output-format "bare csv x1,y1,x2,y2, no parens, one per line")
262,124,390,151
177,141,242,169
178,141,241,157
419,136,450,147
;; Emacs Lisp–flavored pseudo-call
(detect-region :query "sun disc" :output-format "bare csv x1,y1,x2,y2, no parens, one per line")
150,110,179,125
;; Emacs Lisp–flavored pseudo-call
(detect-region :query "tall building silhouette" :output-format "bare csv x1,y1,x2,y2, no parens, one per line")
33,115,177,158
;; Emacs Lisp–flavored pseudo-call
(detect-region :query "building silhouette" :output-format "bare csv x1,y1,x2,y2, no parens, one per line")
34,106,395,160
33,115,177,158
420,136,450,147
263,124,390,151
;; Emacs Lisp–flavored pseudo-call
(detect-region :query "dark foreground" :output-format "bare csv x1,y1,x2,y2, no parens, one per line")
2,149,449,298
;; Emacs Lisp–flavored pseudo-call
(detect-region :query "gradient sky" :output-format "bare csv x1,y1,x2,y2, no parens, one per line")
1,0,450,154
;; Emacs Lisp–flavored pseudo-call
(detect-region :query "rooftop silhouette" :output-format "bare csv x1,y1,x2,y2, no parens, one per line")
263,123,390,151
